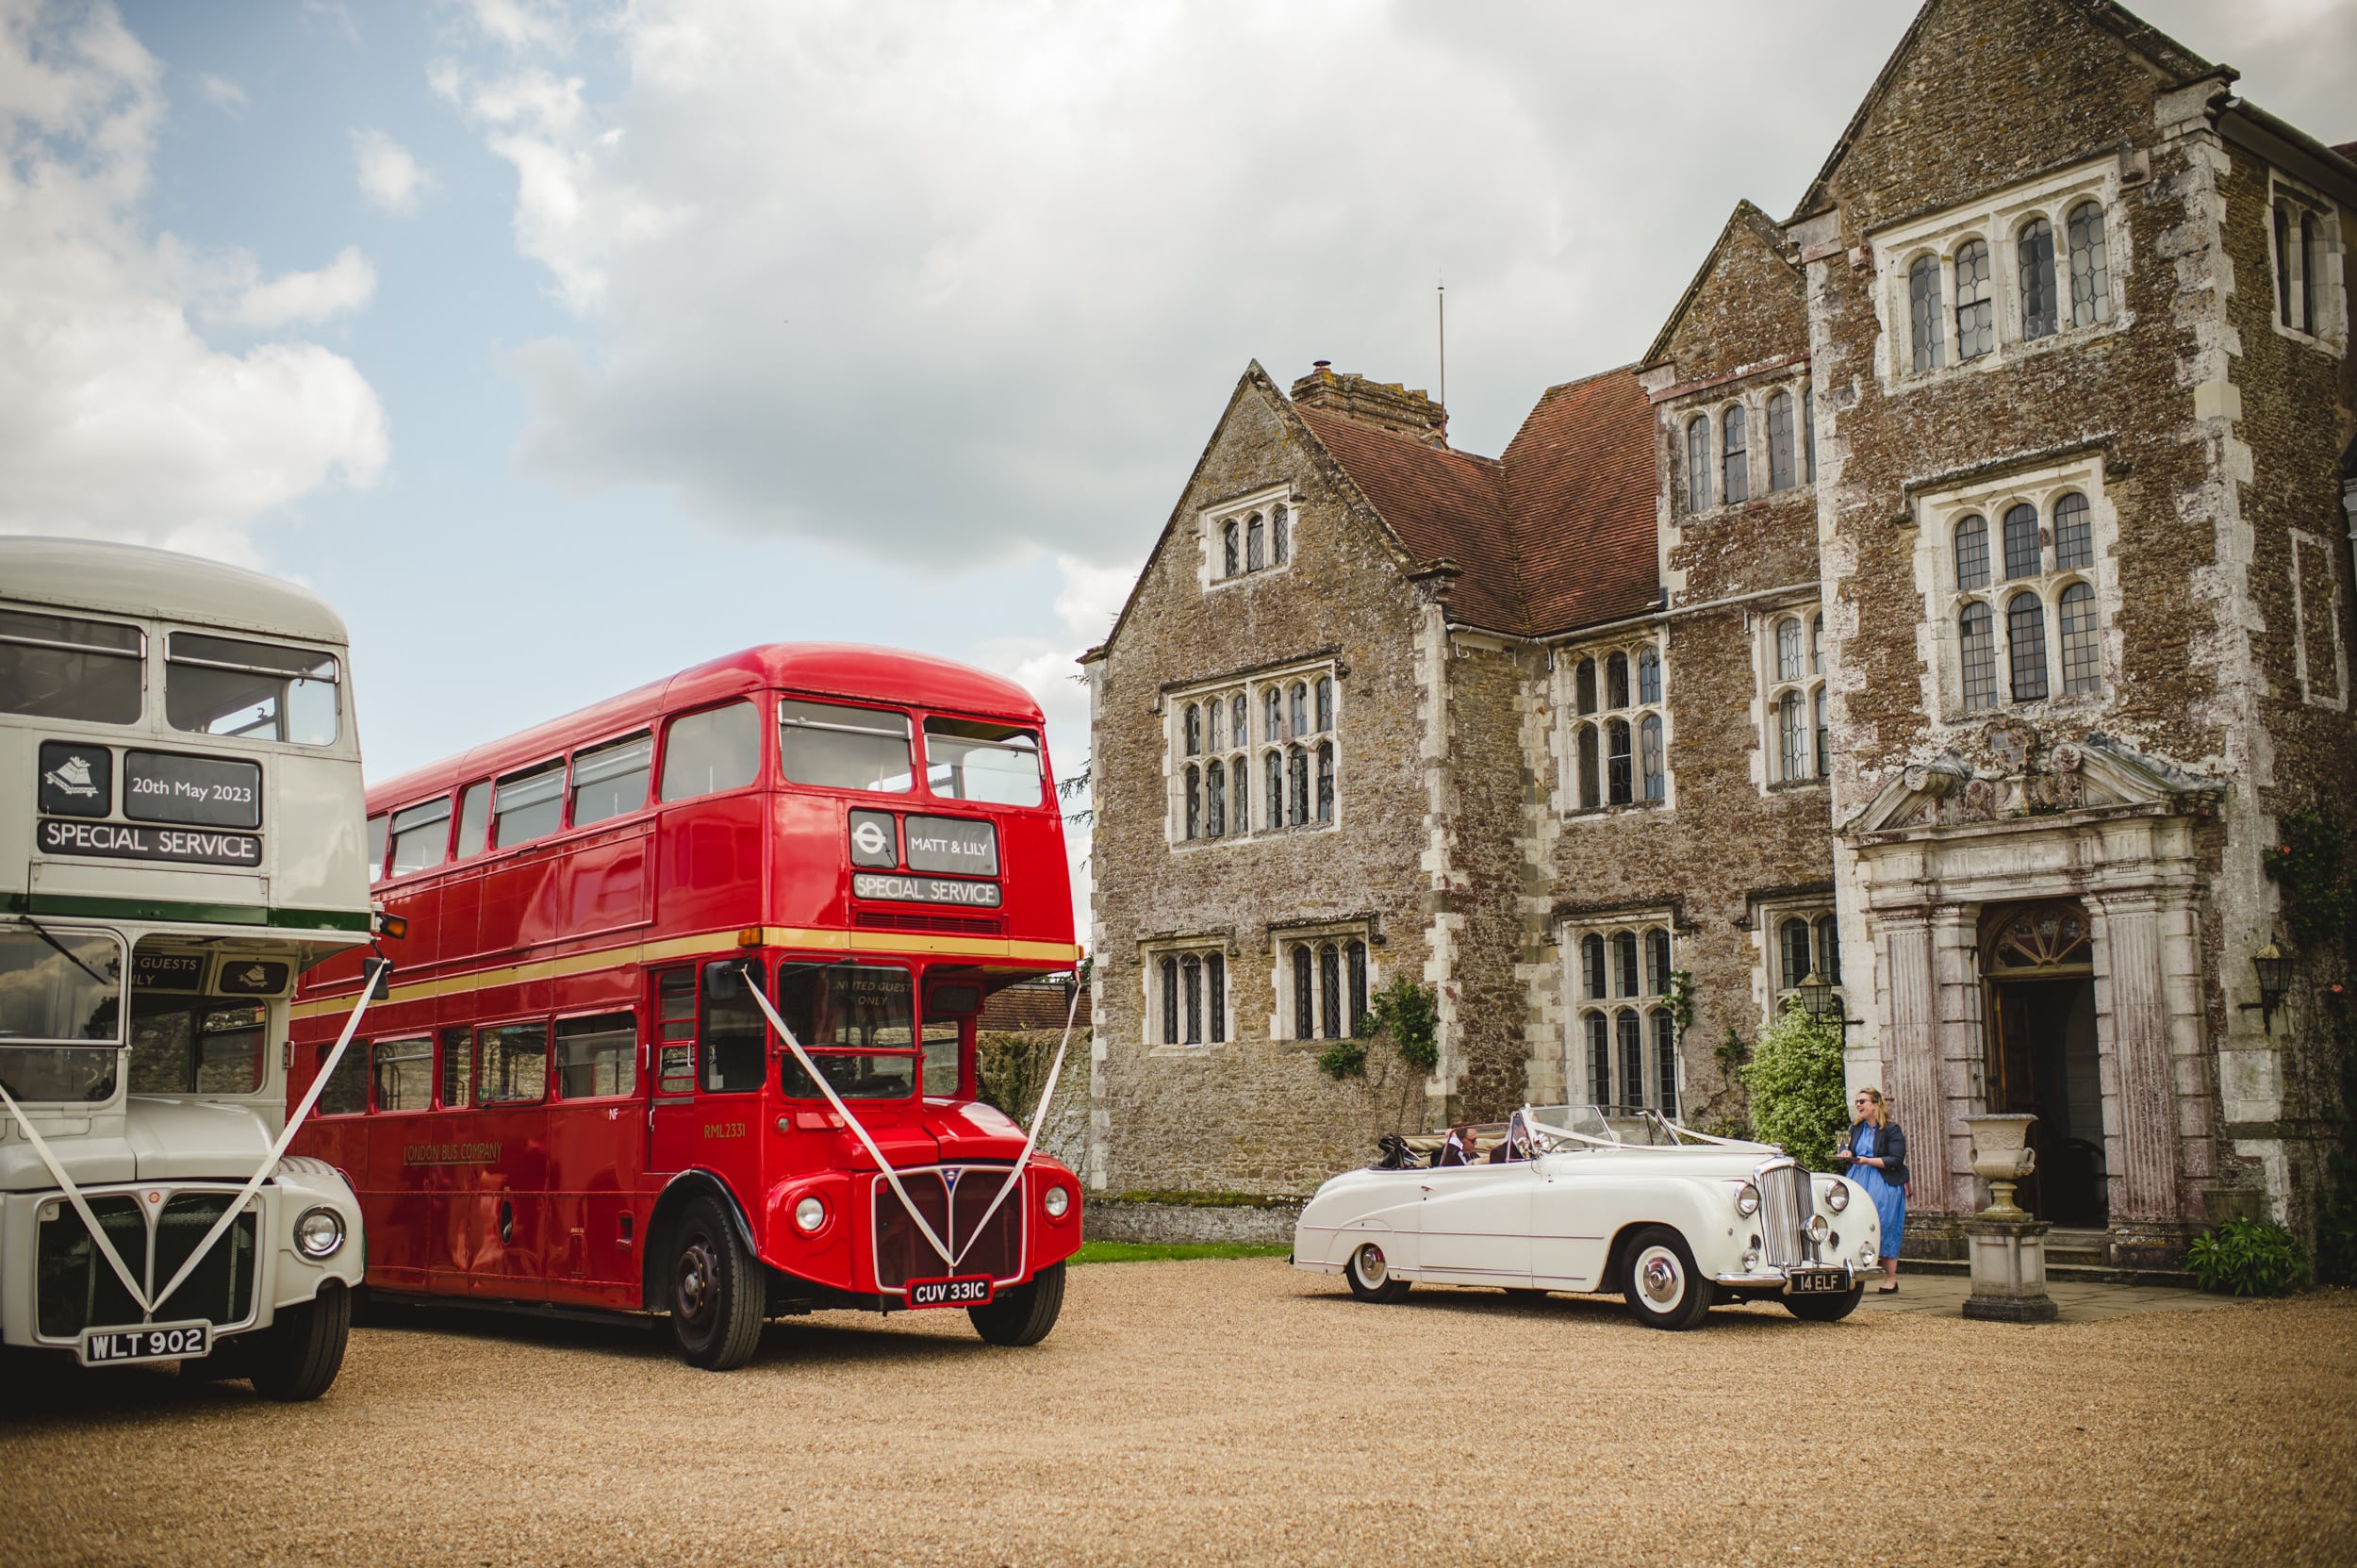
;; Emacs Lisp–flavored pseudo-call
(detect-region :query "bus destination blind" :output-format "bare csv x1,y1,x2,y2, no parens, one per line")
850,871,1002,908
38,817,262,867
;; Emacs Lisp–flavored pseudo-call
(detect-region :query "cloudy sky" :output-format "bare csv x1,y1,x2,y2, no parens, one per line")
3,0,2349,914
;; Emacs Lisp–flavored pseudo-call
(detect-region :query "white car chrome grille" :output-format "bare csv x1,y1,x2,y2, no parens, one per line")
1755,1159,1810,1268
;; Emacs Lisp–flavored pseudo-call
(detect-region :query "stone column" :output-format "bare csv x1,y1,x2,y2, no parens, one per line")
1881,912,1952,1214
2093,892,2182,1223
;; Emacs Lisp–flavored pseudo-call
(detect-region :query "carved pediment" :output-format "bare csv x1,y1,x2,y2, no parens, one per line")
1844,730,2223,839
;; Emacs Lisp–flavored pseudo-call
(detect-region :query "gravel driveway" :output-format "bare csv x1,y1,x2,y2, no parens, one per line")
4,1262,2351,1567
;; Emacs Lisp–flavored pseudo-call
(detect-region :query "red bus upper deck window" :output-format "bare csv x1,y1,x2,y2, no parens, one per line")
778,962,917,1100
778,699,913,794
453,782,490,858
658,701,760,801
365,813,388,883
491,760,565,848
922,717,1044,806
569,731,651,828
387,796,452,876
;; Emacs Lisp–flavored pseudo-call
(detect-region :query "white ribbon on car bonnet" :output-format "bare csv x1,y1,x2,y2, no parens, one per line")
0,956,385,1319
736,964,1078,1278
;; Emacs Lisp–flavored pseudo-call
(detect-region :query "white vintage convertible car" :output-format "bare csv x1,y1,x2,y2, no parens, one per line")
1293,1106,1876,1329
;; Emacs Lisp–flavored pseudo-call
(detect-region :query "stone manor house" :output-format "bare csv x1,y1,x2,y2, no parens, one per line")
1080,0,2357,1268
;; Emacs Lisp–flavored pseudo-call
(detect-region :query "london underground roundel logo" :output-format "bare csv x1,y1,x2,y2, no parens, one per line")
851,820,889,858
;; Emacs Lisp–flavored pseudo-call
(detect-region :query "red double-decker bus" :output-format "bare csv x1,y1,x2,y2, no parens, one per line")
288,644,1082,1368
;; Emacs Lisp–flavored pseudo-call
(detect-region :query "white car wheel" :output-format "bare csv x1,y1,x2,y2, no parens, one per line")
1620,1224,1712,1330
1344,1241,1411,1304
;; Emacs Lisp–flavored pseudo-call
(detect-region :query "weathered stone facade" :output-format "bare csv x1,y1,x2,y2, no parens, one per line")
1084,0,2357,1268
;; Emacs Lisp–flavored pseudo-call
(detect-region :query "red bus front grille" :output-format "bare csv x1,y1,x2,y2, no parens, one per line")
852,910,1004,936
872,1166,1025,1292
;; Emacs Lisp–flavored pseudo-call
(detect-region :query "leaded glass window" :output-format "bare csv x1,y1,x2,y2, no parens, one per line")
1183,764,1199,840
1637,647,1660,704
1606,719,1632,805
1246,513,1265,570
1613,932,1640,998
1208,953,1226,1044
1961,602,1998,711
1653,1010,1678,1119
1289,682,1308,737
1606,652,1629,709
1686,416,1711,512
2301,211,2321,336
1646,928,1671,995
1813,687,1828,780
1586,1013,1610,1103
1577,724,1600,810
1264,688,1281,742
1802,383,1816,481
1314,676,1333,732
1181,954,1202,1044
1781,917,1812,989
1265,750,1282,828
1766,390,1796,491
1293,945,1313,1039
1582,933,1606,1000
1776,616,1803,682
1205,760,1225,837
2007,591,2050,702
1722,404,1749,505
2276,204,2294,328
2019,216,2058,339
1574,658,1597,716
1909,254,1946,371
1288,746,1309,825
1182,702,1200,755
1161,957,1178,1044
1816,916,1841,986
1347,942,1368,1036
1777,690,1806,782
1320,944,1342,1040
1315,742,1333,823
1954,239,1994,359
2053,492,2091,569
1616,1011,1643,1108
2059,582,2100,695
2002,502,2041,580
1640,714,1664,802
1222,520,1240,577
1954,514,1990,590
1272,503,1290,564
2067,201,2111,327
1231,694,1248,748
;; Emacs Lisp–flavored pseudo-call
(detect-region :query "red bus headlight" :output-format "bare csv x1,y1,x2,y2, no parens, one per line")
1042,1184,1070,1220
794,1197,827,1233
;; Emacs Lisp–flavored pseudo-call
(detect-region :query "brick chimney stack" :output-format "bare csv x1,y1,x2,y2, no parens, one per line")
1289,361,1448,446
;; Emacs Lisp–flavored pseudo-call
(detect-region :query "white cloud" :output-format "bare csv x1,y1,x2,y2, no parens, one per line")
0,0,388,561
215,245,377,328
192,71,244,112
463,0,569,52
352,126,437,214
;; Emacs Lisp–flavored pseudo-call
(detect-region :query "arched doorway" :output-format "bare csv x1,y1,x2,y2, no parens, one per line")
1980,900,2107,1226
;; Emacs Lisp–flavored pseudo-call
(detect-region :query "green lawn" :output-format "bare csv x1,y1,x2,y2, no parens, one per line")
1069,1241,1293,1265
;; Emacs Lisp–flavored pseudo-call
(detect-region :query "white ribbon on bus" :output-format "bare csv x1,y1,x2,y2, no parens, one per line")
735,964,1078,1279
0,957,386,1321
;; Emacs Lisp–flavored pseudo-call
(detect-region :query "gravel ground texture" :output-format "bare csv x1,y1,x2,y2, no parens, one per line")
4,1262,2352,1568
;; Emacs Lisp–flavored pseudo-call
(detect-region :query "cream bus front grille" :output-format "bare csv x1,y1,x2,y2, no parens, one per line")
35,1187,261,1340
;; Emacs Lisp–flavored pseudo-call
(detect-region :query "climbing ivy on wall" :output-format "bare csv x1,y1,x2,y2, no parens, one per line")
2264,801,2357,1284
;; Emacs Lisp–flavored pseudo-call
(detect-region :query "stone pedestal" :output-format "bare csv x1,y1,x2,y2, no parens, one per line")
1961,1216,2059,1322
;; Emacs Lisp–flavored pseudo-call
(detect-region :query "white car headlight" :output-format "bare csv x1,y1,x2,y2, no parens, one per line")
1826,1180,1850,1213
294,1207,346,1260
794,1197,827,1233
1043,1184,1071,1219
1805,1213,1831,1245
1735,1181,1760,1217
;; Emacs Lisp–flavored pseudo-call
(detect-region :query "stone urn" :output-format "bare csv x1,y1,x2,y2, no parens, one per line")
1966,1113,2039,1219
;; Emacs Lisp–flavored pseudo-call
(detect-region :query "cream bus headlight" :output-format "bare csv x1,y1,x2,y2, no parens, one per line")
1825,1180,1850,1213
1043,1184,1071,1220
794,1197,828,1234
295,1207,346,1260
1734,1181,1760,1217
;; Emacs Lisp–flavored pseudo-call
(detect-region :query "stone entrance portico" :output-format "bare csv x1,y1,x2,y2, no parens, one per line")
1843,732,2239,1269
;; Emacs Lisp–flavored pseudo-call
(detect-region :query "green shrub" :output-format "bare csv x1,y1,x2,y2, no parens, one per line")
1316,977,1440,1081
1740,999,1847,1170
2184,1216,2311,1297
1314,1038,1368,1079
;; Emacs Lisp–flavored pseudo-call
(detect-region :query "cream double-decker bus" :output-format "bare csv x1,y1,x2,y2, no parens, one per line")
1,537,379,1399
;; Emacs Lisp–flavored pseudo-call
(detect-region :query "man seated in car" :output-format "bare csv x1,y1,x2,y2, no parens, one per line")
1434,1124,1477,1166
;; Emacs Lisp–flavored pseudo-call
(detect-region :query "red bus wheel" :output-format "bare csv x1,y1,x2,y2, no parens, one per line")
667,1197,766,1370
967,1261,1065,1346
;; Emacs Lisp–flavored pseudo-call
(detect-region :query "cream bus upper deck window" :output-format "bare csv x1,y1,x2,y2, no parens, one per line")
0,608,143,724
165,631,339,746
779,699,913,793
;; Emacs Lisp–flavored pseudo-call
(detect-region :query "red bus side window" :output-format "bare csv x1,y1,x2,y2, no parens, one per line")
438,1026,472,1109
659,701,760,801
365,813,387,884
372,1037,433,1111
476,1022,547,1105
701,960,766,1094
453,782,491,859
570,732,652,828
556,1012,636,1098
317,1039,369,1115
491,760,565,849
654,970,697,1094
919,1011,963,1098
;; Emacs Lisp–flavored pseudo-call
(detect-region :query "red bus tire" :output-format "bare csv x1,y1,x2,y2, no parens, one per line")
247,1283,352,1402
668,1196,766,1370
967,1261,1065,1346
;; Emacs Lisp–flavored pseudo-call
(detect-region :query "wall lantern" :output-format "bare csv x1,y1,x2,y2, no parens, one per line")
1798,971,1840,1022
2250,942,2294,1033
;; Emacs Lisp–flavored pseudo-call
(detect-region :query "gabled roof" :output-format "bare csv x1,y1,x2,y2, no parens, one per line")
1499,370,1660,638
1291,408,1523,633
1788,0,2221,223
1639,201,1799,371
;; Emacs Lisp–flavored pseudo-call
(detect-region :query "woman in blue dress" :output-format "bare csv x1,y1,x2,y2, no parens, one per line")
1836,1087,1909,1293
